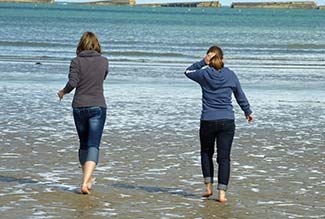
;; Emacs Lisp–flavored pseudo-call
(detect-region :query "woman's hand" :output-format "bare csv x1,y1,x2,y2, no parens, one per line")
204,52,216,65
246,114,254,123
57,89,65,101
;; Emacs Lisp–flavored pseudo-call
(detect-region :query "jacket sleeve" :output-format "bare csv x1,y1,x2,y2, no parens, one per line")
233,75,252,116
184,59,207,84
63,58,80,94
104,60,109,80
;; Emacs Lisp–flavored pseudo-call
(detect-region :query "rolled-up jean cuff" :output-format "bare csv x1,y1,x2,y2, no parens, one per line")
217,184,228,191
87,147,99,164
79,149,87,165
204,177,213,184
79,147,99,165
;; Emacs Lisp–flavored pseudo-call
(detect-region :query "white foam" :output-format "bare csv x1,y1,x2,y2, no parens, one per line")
242,165,255,169
248,154,265,158
257,201,283,205
103,177,122,182
120,194,131,198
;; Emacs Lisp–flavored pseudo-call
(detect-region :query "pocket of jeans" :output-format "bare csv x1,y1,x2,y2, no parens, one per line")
200,120,215,130
223,120,235,132
88,107,102,118
73,107,81,113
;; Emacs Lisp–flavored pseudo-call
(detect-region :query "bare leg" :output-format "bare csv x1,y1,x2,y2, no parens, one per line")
81,161,96,194
87,177,96,190
81,166,96,190
202,183,213,197
218,190,227,202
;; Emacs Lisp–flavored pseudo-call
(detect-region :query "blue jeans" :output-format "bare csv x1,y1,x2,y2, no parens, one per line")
73,107,106,165
200,120,235,191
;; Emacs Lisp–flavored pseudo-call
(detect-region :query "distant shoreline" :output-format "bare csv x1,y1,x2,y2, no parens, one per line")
78,1,221,7
231,1,318,9
0,0,325,10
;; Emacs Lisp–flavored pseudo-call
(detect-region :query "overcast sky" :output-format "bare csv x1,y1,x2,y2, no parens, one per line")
58,0,325,7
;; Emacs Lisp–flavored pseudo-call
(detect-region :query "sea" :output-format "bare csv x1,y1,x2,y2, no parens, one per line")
0,3,324,218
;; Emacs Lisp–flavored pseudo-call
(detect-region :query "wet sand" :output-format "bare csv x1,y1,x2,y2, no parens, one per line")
0,73,324,218
1,3,325,218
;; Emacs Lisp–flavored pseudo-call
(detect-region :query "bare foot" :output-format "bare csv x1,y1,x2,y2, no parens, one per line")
218,190,227,202
87,177,96,190
202,191,213,198
81,184,91,194
202,183,213,197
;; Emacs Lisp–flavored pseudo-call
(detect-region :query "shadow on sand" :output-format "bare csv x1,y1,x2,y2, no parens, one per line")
112,183,200,199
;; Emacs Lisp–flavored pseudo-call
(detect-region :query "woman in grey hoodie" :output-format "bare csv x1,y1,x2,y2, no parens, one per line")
57,32,108,194
185,45,253,202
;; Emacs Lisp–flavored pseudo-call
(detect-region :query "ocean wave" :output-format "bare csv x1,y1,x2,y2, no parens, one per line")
3,39,325,54
0,40,73,48
107,51,190,58
0,55,70,64
287,43,325,49
1,55,325,70
106,40,325,50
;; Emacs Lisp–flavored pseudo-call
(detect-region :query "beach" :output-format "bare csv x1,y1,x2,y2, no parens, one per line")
0,3,324,218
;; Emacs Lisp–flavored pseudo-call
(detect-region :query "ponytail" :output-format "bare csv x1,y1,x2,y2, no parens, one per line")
207,45,224,71
209,56,224,71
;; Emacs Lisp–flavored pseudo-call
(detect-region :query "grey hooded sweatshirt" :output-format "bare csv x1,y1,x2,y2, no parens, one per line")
63,50,108,108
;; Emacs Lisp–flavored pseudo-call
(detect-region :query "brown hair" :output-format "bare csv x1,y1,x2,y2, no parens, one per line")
76,32,102,55
207,45,224,71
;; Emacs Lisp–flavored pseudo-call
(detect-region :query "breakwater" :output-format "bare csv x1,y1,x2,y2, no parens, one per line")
162,2,221,8
140,1,221,8
83,0,135,5
231,1,317,9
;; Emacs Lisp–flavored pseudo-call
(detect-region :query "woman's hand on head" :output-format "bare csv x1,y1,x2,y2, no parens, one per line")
204,52,216,65
246,114,253,123
57,90,65,101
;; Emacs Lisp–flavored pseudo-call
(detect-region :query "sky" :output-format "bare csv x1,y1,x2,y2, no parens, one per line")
58,0,325,7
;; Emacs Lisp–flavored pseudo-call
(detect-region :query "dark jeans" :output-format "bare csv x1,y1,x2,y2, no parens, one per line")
73,106,106,165
200,119,235,191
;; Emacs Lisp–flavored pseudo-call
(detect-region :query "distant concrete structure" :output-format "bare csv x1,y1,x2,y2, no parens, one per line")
231,1,317,9
318,5,325,9
86,0,221,7
142,1,221,8
111,0,135,5
85,0,136,5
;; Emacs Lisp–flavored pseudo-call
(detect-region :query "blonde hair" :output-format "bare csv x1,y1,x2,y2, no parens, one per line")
76,32,102,55
207,45,224,71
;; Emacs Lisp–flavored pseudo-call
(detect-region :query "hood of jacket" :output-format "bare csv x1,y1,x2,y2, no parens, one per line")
202,67,227,90
77,50,101,57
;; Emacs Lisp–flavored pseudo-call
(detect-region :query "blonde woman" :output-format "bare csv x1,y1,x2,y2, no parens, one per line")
58,32,108,194
185,45,253,202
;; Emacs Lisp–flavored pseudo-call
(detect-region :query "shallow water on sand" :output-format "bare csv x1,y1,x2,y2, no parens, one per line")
1,3,325,218
0,62,324,218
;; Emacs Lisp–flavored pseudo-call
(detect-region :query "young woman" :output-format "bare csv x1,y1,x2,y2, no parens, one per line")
185,45,253,202
57,32,108,194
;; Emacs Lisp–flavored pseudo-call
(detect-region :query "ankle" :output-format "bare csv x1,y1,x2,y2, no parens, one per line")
205,182,212,187
218,190,227,200
205,183,213,193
